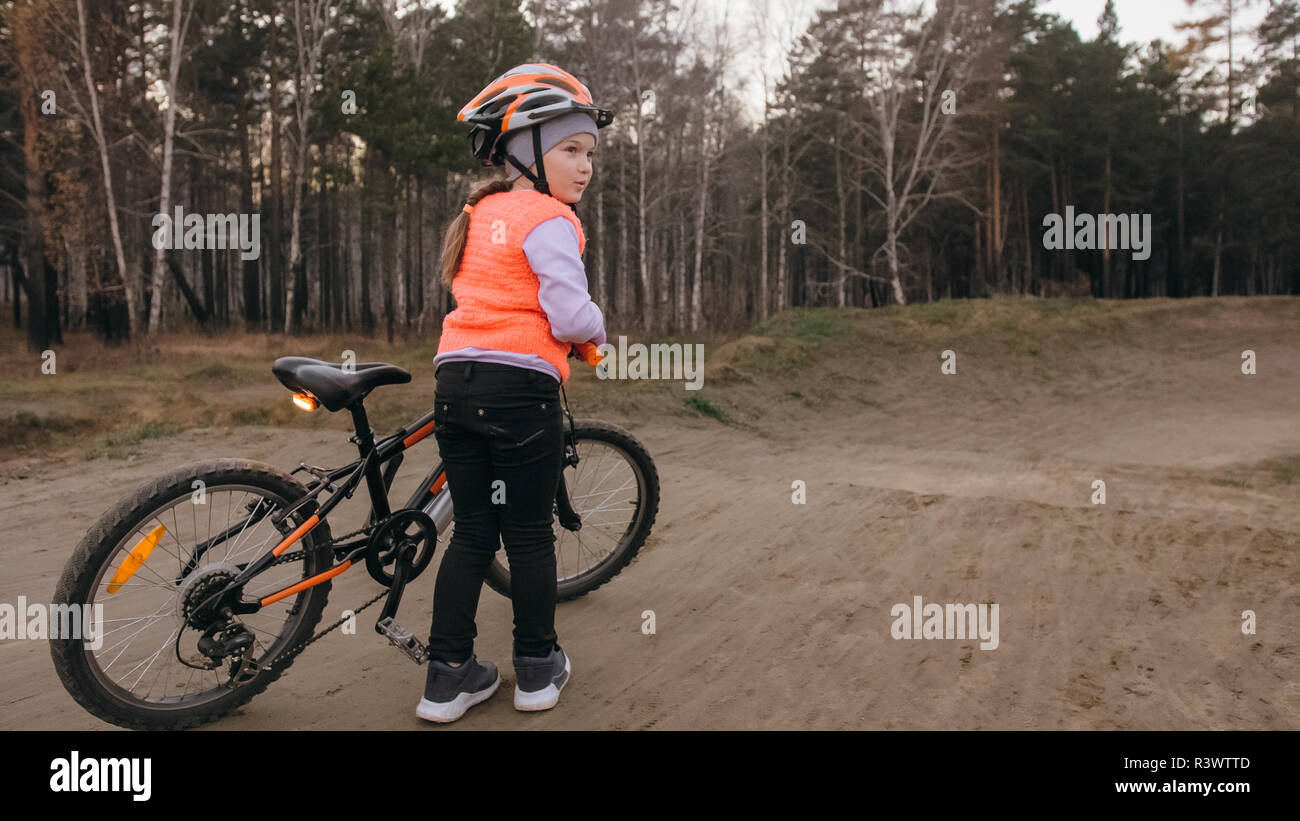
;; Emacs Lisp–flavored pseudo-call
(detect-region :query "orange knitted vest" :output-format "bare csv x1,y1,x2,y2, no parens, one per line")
437,189,587,384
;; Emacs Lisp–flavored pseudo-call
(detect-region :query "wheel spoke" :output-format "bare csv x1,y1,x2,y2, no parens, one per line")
494,433,646,590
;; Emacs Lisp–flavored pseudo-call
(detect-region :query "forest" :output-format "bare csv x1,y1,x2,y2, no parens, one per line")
1,0,1297,353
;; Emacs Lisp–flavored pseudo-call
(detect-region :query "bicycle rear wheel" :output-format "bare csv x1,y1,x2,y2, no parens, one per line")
50,459,334,730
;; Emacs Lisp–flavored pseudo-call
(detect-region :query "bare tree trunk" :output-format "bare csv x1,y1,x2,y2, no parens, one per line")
285,120,306,333
238,94,260,330
1101,141,1112,298
1211,201,1224,297
834,129,848,307
924,243,933,302
617,150,629,319
318,169,331,326
634,88,652,331
74,0,135,335
1176,91,1186,297
269,41,284,332
414,174,423,328
14,0,53,350
886,210,906,305
199,162,214,318
637,130,651,332
397,175,408,332
681,220,691,332
360,150,375,335
759,100,769,322
65,238,87,329
990,115,1003,289
777,153,789,313
333,172,345,327
383,172,396,343
285,0,336,335
883,128,906,306
342,164,354,332
147,0,194,334
1022,185,1032,295
691,122,710,332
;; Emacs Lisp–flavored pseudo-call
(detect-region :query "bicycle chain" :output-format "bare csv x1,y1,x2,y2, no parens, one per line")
263,588,388,676
256,524,390,676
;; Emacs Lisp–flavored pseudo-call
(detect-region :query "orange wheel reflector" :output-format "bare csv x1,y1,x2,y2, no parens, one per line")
107,524,166,594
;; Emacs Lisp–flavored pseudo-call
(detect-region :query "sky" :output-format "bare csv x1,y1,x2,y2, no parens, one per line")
705,0,1272,122
425,0,1273,124
1040,0,1268,46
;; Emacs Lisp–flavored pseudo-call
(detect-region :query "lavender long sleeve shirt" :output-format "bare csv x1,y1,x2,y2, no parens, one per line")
434,216,607,385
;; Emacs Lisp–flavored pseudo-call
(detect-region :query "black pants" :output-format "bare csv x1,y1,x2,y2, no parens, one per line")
426,361,564,663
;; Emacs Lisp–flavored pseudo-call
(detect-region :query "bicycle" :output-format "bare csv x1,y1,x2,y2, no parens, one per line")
49,342,659,730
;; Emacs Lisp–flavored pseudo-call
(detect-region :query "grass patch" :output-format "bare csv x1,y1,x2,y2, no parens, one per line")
730,336,819,375
982,308,1045,357
993,323,1042,357
684,393,729,424
1027,296,1096,319
755,307,857,342
0,411,83,449
893,299,965,326
229,407,271,426
1210,476,1252,489
184,361,256,385
104,419,181,447
1257,456,1300,485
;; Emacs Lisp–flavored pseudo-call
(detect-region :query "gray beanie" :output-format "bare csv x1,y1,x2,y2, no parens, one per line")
504,111,599,181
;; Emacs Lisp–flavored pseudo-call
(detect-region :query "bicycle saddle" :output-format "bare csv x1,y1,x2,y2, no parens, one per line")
272,356,411,412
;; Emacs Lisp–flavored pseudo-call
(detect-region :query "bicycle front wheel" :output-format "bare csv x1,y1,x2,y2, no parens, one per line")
483,419,659,601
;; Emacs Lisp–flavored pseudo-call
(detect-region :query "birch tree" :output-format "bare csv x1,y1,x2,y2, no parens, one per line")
688,12,736,332
68,0,137,333
845,0,990,305
147,0,196,334
285,0,338,335
749,0,810,321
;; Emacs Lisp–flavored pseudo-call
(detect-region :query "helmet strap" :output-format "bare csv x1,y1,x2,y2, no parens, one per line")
530,125,550,195
502,125,553,196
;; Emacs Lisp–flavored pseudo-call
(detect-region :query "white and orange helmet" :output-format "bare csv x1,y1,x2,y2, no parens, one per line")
459,63,614,172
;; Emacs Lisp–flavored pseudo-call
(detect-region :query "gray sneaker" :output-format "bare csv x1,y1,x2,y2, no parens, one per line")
513,646,571,711
416,654,500,723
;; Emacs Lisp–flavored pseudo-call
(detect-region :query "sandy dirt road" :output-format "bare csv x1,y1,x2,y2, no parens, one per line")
2,298,1297,729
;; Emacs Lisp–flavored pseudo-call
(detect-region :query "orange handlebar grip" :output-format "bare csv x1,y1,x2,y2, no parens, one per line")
574,341,603,366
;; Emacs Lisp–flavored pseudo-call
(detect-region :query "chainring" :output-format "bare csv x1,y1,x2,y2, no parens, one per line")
365,510,437,586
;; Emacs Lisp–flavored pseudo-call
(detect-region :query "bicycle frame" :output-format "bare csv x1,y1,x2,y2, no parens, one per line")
195,392,583,618
211,400,440,615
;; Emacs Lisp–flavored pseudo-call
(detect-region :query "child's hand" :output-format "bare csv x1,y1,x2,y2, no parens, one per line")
570,342,603,366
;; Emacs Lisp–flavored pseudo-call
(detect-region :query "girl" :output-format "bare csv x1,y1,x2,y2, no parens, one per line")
415,64,613,723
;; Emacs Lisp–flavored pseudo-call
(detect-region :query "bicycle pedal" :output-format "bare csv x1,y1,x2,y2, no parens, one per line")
375,616,428,665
